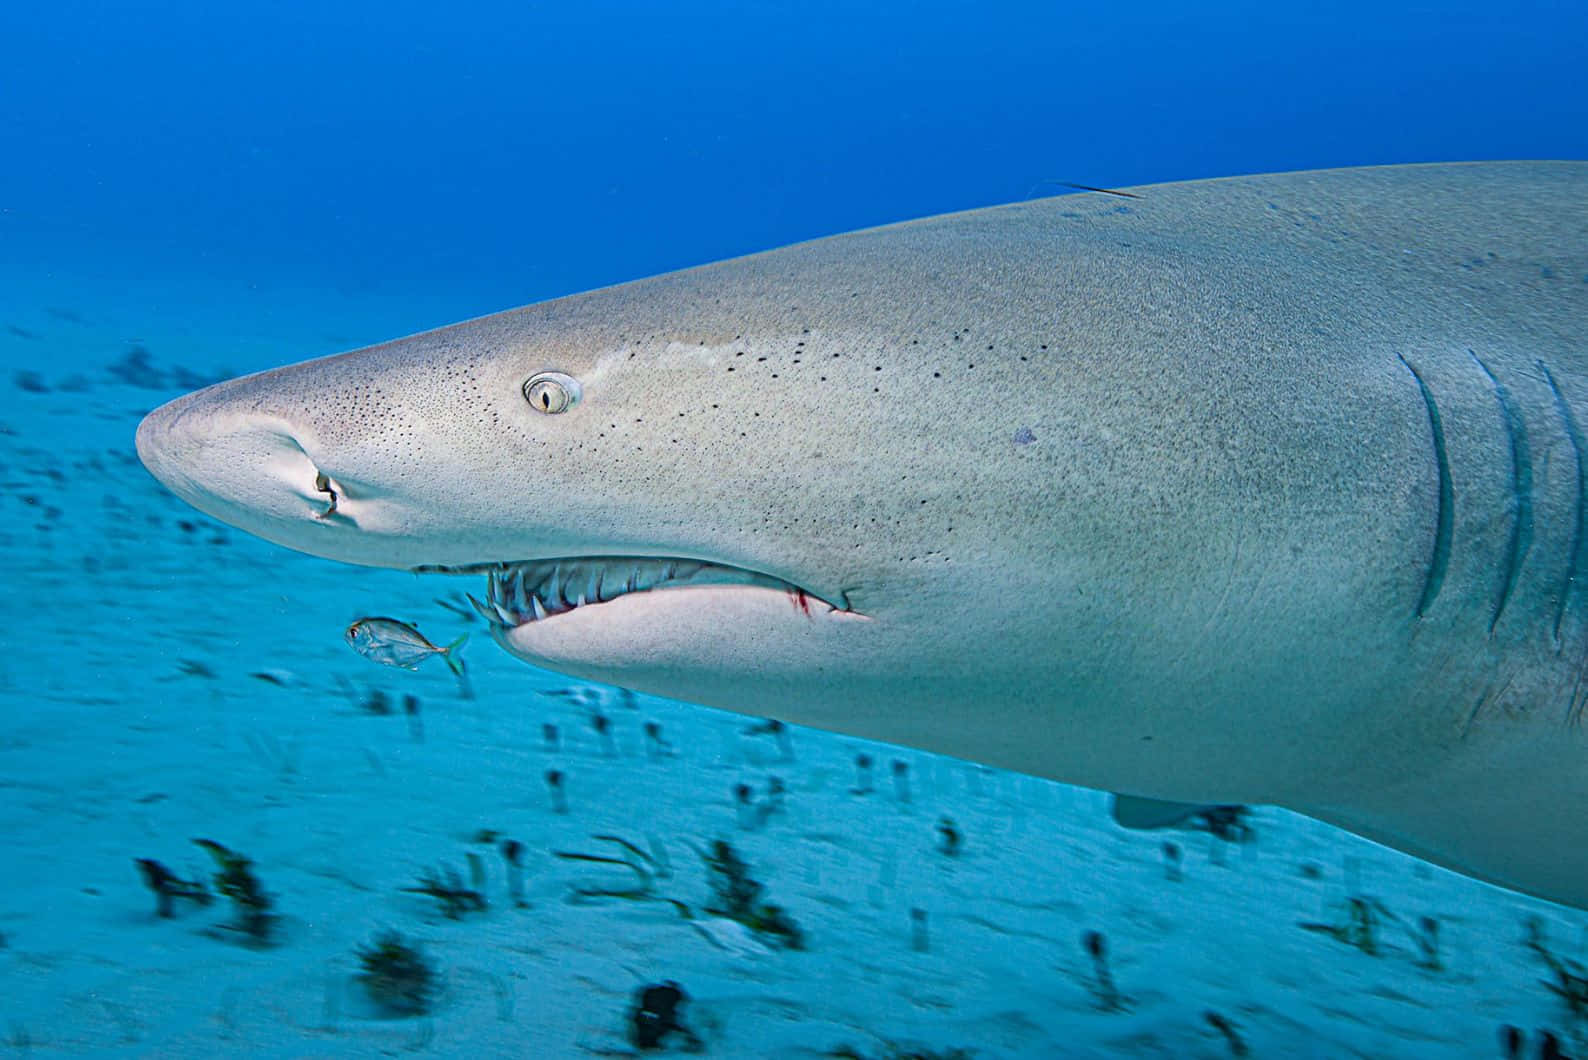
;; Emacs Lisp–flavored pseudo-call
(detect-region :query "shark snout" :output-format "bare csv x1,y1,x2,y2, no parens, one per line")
136,385,336,534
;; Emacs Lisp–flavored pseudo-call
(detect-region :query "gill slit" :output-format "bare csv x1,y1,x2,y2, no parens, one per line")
1471,351,1532,635
1539,360,1585,649
1399,354,1453,618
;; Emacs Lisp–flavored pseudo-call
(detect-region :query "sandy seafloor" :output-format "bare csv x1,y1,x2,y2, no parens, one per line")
3,263,1588,1060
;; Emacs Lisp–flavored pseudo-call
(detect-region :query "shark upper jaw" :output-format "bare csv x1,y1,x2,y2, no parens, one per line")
418,554,868,635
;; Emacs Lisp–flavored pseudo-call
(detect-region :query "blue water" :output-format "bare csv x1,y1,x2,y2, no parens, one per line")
3,2,1588,1056
5,0,1586,354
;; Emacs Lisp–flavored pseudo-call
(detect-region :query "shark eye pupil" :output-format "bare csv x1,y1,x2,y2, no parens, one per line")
523,371,581,414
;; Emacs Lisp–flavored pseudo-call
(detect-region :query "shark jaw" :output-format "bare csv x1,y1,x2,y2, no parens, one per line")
416,555,869,634
422,555,875,702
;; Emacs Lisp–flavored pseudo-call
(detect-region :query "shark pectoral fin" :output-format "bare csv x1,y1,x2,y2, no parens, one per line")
1296,796,1588,910
1110,794,1210,831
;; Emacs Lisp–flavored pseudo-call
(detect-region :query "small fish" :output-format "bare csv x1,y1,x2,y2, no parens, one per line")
345,617,467,676
175,658,217,680
249,668,295,686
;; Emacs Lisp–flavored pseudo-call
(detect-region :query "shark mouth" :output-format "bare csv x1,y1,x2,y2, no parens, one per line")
415,556,848,628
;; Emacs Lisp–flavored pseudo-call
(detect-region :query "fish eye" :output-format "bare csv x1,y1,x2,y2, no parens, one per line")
522,371,581,414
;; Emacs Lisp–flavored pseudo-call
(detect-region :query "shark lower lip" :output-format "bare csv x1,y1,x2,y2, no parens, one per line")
414,556,840,628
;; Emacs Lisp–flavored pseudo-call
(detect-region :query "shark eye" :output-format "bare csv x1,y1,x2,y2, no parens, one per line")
522,371,581,414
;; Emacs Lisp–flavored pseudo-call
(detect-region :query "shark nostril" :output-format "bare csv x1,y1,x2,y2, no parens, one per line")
313,471,340,519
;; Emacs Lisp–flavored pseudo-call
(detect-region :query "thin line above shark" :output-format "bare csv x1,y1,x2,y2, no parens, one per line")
137,162,1588,908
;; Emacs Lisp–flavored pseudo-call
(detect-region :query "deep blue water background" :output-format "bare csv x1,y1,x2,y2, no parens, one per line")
3,0,1586,368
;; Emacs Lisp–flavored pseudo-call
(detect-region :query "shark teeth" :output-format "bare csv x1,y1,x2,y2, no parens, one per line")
468,556,795,629
466,593,495,622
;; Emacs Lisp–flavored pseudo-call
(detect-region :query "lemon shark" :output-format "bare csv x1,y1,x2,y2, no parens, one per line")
137,162,1588,908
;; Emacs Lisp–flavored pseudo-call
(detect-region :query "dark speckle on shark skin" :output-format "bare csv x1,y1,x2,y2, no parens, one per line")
1013,426,1036,445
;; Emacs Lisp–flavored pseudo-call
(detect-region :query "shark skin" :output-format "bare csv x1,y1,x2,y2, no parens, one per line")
137,162,1588,907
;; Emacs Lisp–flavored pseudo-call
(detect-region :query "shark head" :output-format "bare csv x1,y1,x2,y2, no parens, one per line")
132,191,1341,791
139,301,879,681
137,232,1080,763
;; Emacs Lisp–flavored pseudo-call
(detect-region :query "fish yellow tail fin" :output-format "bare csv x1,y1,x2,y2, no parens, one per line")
441,634,469,677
